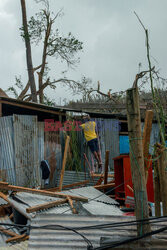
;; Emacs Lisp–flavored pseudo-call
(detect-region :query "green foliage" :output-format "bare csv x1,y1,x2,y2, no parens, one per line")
66,122,82,172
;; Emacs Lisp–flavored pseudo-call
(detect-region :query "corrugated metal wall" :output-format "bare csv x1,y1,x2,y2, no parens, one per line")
71,119,120,171
0,116,15,184
13,115,40,187
44,130,62,188
0,115,63,188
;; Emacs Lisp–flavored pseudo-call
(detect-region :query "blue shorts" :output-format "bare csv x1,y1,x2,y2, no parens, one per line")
87,138,99,153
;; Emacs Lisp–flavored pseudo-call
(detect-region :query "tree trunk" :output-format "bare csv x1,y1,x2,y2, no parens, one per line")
20,0,37,102
126,86,151,236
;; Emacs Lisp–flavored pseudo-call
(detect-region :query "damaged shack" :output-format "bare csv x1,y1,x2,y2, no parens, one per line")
0,96,167,249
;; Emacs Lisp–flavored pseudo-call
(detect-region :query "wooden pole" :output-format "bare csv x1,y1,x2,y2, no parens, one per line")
142,110,153,179
157,146,167,215
59,136,70,191
154,159,161,216
104,150,109,185
126,86,151,235
67,196,77,214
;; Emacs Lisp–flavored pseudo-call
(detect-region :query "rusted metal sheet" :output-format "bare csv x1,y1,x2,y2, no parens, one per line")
44,130,62,188
13,115,40,187
0,116,15,184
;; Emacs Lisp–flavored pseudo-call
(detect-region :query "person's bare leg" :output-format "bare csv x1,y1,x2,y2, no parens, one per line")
93,151,99,162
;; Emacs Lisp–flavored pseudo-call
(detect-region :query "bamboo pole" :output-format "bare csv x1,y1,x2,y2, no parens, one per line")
157,145,167,215
126,86,151,236
59,136,70,191
154,159,161,216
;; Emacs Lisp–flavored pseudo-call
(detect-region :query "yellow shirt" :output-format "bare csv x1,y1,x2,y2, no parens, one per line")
80,121,97,142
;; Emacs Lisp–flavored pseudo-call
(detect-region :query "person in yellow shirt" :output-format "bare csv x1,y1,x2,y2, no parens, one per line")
80,115,102,169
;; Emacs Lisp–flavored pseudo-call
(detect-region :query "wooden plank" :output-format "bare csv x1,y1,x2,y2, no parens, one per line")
0,191,9,203
158,148,167,215
104,150,109,185
67,196,77,214
26,198,68,213
0,182,88,202
94,183,115,190
47,180,90,192
6,234,29,243
127,86,151,235
142,110,153,179
59,136,70,191
0,226,18,237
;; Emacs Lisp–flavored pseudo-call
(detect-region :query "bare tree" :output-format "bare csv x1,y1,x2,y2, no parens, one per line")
20,0,37,102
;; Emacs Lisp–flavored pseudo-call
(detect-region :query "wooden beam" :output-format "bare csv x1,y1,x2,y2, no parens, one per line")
59,136,70,191
26,198,68,213
0,191,9,203
6,234,29,243
154,159,161,217
104,150,109,185
0,226,17,237
142,110,153,179
158,147,167,215
94,183,115,190
67,196,77,214
0,182,88,202
126,86,151,235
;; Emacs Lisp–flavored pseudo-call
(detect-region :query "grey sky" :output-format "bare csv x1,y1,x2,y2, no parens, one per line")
0,0,167,104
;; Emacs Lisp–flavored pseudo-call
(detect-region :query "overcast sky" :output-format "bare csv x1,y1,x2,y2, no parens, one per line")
0,0,167,104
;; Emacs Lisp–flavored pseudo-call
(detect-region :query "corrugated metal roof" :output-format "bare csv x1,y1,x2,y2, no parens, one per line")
7,187,121,220
28,214,135,249
28,213,167,249
61,186,118,205
8,192,73,220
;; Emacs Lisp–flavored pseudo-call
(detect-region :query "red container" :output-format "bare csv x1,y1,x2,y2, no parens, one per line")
113,155,154,206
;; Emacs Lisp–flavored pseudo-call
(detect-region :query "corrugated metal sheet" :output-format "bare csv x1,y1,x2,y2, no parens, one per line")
62,186,118,205
7,187,121,220
0,198,8,206
0,116,16,184
28,214,167,249
8,193,72,220
0,241,28,250
37,122,44,163
13,115,40,187
57,170,114,187
44,130,62,188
